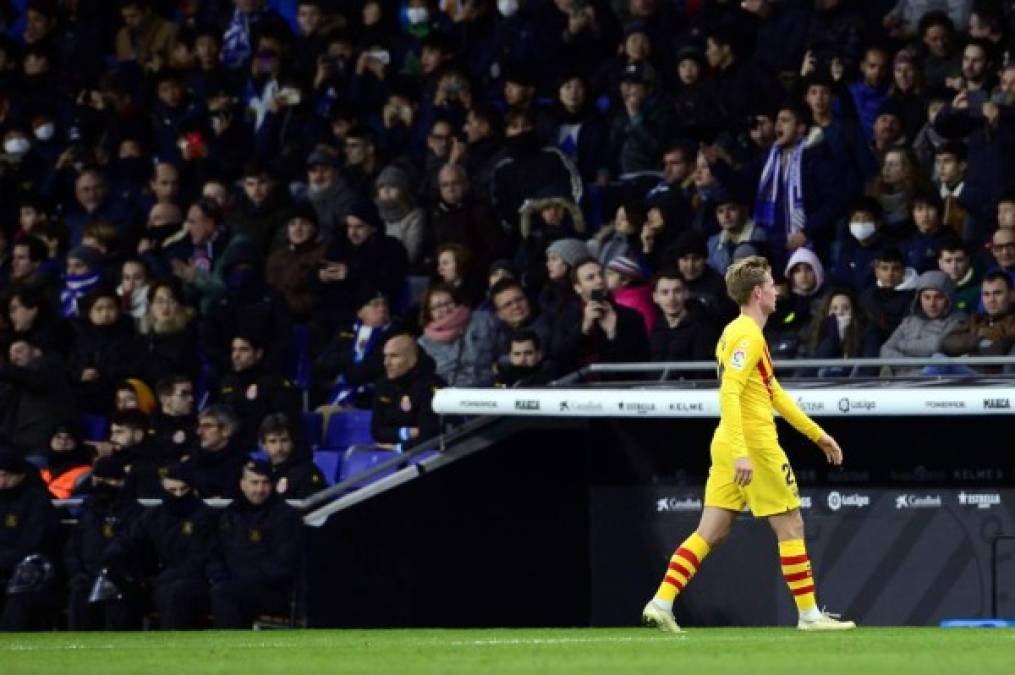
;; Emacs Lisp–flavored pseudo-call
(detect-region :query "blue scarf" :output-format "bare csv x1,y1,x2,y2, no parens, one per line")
326,321,387,406
221,9,265,70
754,141,806,236
60,272,101,317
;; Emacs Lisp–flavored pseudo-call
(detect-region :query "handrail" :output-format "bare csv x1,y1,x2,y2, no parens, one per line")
584,355,1015,374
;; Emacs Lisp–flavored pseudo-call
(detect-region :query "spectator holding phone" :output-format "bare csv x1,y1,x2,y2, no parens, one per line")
565,256,648,369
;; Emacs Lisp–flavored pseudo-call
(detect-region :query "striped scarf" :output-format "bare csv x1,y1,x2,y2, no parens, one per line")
754,141,806,236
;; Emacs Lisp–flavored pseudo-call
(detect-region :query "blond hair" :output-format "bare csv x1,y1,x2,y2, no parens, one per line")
725,256,771,306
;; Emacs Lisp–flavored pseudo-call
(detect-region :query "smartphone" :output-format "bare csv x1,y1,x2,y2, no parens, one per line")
590,288,607,303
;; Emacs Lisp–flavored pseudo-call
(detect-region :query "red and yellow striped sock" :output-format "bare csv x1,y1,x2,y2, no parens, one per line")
653,532,711,607
779,539,817,612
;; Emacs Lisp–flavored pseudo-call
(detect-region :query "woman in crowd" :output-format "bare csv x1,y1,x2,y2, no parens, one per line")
417,283,493,387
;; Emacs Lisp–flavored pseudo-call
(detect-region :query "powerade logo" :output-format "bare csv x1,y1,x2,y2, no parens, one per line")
837,398,876,413
656,497,703,512
925,400,966,409
958,492,1002,509
827,491,870,511
894,494,942,509
984,398,1011,410
514,400,540,411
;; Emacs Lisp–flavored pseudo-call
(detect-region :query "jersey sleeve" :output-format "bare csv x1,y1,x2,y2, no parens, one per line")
771,376,826,442
717,329,764,459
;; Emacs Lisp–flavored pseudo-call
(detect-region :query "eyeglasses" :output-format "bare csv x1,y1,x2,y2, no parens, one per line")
993,242,1015,252
430,300,456,312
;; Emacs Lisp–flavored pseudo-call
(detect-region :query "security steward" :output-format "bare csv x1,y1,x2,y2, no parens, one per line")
103,462,217,629
65,456,145,630
371,334,445,451
0,450,61,631
209,460,304,628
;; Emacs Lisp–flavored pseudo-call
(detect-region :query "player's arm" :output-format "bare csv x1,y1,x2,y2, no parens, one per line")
770,378,843,465
718,335,762,460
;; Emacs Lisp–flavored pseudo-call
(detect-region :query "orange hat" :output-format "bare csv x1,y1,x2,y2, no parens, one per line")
125,378,156,415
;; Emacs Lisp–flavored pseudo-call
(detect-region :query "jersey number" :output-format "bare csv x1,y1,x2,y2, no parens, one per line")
781,463,795,486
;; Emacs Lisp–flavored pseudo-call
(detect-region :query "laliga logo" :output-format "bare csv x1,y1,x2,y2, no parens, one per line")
827,491,870,511
827,492,842,511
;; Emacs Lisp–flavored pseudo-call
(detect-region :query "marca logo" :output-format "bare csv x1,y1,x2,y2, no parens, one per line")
837,398,876,413
461,400,498,409
668,402,704,412
799,496,812,510
560,400,603,412
984,398,1011,410
657,497,703,512
894,494,942,509
514,400,540,411
925,400,966,409
796,398,824,413
958,492,1002,509
827,491,870,511
619,402,655,414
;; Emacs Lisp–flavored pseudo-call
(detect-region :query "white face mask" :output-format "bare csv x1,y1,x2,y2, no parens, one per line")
406,7,429,24
498,0,519,17
34,123,55,141
3,137,31,156
849,221,876,242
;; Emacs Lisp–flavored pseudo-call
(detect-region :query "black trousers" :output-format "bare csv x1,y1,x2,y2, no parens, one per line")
67,575,143,631
210,578,291,629
152,576,209,629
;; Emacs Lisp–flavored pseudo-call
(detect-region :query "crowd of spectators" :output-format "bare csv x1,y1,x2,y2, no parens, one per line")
2,0,1015,629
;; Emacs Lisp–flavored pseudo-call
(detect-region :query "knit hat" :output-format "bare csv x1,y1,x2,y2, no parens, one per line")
607,255,646,282
164,460,194,484
306,147,340,169
623,20,650,39
375,164,413,195
243,459,273,480
354,283,386,310
671,230,707,259
676,45,705,68
546,238,590,268
67,245,103,272
876,97,905,121
488,259,515,278
347,196,383,230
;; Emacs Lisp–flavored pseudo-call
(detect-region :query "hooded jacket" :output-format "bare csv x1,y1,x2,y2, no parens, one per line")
879,270,968,369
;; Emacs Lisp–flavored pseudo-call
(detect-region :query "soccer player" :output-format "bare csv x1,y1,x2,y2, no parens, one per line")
642,256,856,633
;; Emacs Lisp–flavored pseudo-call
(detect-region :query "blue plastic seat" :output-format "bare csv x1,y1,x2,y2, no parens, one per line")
302,411,324,449
313,450,341,485
292,323,312,391
338,445,396,485
323,409,373,451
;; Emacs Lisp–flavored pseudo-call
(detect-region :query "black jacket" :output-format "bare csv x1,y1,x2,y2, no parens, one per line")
216,364,301,451
147,412,197,470
65,491,145,579
188,440,249,499
0,475,61,574
270,454,325,499
371,363,445,449
313,320,402,408
104,495,217,584
0,354,78,453
200,288,295,380
211,495,304,588
649,302,720,364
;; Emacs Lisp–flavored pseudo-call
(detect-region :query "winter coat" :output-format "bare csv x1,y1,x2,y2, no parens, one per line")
418,312,495,387
265,240,328,320
880,271,969,371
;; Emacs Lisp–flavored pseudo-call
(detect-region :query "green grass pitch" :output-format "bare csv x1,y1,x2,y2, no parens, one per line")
1,628,1013,675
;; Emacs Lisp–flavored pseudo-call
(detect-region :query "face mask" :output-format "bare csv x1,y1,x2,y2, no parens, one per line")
34,124,55,141
4,137,30,156
406,7,429,24
497,0,519,17
834,312,851,339
849,221,876,242
163,491,198,516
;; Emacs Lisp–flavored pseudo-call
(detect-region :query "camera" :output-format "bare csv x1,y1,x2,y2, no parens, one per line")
590,289,608,303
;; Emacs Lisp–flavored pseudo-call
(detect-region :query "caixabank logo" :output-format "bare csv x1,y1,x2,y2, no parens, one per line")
656,496,703,512
894,494,942,509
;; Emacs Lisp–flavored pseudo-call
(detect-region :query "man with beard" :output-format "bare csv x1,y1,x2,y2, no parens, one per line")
228,161,291,256
0,450,61,631
216,335,300,452
259,414,324,499
492,329,556,387
64,456,145,630
103,462,217,629
303,148,356,242
106,409,165,499
209,460,304,627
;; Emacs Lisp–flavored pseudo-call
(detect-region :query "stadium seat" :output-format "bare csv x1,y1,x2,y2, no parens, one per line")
323,409,373,451
302,411,324,449
292,323,312,391
79,415,108,442
313,450,341,486
338,445,397,485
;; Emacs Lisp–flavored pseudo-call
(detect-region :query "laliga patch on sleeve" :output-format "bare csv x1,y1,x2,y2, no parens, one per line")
729,339,750,371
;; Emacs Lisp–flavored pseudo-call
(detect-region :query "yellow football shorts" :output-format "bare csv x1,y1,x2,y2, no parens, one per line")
703,442,801,517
